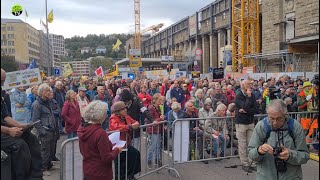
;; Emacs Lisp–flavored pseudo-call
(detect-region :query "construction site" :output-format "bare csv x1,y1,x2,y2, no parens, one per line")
125,0,319,75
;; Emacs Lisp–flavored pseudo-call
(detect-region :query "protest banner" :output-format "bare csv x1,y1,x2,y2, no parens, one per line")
2,68,42,90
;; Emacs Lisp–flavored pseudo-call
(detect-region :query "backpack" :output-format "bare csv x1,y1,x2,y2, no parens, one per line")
262,117,295,144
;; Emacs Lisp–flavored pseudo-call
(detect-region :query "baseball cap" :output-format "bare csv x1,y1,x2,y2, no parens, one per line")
78,87,87,91
303,81,312,88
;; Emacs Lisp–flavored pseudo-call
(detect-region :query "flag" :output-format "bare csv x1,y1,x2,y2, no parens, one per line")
95,66,104,77
62,63,73,77
112,39,122,51
48,10,54,23
27,59,36,69
25,9,28,17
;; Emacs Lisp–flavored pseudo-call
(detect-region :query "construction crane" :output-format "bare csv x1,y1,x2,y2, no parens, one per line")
134,0,141,50
141,23,164,35
231,0,260,72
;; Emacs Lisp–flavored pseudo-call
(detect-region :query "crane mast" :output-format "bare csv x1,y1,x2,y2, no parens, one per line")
134,0,141,50
231,0,260,72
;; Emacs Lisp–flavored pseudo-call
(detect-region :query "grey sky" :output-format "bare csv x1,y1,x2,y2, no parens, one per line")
1,0,214,38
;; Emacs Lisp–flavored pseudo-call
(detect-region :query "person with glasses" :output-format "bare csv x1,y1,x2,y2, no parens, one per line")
248,99,309,179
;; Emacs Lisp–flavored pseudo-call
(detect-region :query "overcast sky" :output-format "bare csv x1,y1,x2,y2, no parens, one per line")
1,0,215,38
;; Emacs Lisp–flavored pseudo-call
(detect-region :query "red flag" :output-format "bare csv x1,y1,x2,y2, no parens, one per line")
95,66,104,77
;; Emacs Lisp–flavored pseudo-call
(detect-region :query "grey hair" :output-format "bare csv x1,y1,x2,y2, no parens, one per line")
38,83,50,96
206,89,214,96
65,90,75,101
116,88,123,96
83,101,108,123
228,103,236,110
284,97,292,104
215,103,227,113
171,102,181,110
267,99,288,115
55,81,63,87
195,89,203,97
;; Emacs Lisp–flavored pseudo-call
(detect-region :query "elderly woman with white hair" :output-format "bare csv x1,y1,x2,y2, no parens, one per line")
167,102,184,128
78,101,122,180
194,89,205,110
204,103,229,158
198,98,214,127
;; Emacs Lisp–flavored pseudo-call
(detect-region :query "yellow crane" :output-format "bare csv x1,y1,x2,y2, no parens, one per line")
141,23,164,35
231,0,260,72
134,0,141,50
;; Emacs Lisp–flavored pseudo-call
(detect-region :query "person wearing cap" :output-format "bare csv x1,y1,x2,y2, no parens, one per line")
77,87,89,118
297,81,312,112
109,101,141,180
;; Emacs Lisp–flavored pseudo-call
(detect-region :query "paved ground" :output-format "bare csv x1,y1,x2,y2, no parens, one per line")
45,135,319,180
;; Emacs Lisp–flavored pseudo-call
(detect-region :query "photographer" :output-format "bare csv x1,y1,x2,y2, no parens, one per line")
248,99,309,180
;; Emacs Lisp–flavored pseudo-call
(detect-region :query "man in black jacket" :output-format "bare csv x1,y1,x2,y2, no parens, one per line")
235,79,257,173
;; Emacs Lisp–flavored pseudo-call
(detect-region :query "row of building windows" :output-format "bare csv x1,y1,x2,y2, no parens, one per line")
28,35,40,44
1,48,15,54
1,26,15,31
28,28,38,37
29,50,40,57
28,42,40,51
52,43,65,48
1,40,14,46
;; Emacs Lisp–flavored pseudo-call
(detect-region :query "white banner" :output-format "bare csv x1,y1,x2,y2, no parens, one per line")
2,68,42,90
173,120,190,162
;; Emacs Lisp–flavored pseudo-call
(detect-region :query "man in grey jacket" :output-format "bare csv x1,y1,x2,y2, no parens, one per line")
32,83,57,176
248,99,309,179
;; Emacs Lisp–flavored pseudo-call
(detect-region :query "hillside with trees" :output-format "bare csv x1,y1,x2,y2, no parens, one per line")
65,33,132,60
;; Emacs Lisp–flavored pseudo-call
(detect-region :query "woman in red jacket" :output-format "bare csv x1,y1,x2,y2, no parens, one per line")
138,85,152,107
78,100,122,180
61,90,82,139
109,101,141,180
146,93,165,168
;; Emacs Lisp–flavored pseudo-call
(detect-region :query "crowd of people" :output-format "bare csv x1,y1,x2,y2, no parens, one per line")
1,67,318,179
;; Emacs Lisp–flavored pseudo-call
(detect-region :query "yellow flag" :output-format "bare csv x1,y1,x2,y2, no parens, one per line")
112,39,122,51
63,63,73,77
48,10,54,23
25,9,28,17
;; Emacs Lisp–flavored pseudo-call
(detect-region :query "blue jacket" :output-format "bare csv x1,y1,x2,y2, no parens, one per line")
86,90,97,102
10,89,32,124
170,88,185,103
28,93,37,106
167,109,184,128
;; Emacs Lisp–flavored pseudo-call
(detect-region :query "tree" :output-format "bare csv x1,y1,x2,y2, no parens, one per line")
1,55,19,72
90,57,114,73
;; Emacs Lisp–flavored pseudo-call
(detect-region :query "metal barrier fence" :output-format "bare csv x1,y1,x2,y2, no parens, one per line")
60,121,180,180
60,111,318,179
170,111,318,166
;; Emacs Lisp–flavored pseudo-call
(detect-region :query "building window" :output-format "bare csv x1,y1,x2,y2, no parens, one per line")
2,34,6,39
8,41,14,46
1,27,6,31
1,40,7,46
11,49,15,54
8,34,14,39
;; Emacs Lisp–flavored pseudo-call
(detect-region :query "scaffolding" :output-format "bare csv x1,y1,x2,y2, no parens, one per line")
232,0,260,72
243,50,310,72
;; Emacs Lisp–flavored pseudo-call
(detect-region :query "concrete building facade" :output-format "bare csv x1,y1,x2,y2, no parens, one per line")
38,30,53,73
1,18,40,67
132,0,318,73
49,34,66,57
61,60,91,76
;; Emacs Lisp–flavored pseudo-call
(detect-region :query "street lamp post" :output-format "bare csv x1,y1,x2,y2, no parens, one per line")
45,0,51,76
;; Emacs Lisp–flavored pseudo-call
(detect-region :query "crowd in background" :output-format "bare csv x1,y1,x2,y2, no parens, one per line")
1,71,319,179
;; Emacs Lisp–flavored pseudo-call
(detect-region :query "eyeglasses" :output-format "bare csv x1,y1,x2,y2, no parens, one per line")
268,116,285,123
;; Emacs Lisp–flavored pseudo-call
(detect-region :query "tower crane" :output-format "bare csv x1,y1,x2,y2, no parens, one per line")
231,0,260,72
141,23,164,35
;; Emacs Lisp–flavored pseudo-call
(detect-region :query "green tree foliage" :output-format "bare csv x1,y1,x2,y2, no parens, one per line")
90,57,114,73
65,33,132,60
1,56,19,72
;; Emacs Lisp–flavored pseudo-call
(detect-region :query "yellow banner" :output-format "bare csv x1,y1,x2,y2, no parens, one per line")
63,63,73,77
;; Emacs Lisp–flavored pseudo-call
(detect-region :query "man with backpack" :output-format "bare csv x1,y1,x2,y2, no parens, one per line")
248,99,309,179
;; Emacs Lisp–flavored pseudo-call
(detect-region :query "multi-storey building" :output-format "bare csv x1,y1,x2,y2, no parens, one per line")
127,0,318,73
49,34,66,57
38,30,53,73
61,60,91,76
1,18,41,68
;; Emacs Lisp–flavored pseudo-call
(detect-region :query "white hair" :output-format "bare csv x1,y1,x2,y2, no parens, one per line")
283,97,292,104
215,103,227,113
83,101,108,123
55,81,63,87
116,88,123,96
171,102,181,110
267,99,288,115
194,89,203,97
38,83,50,96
